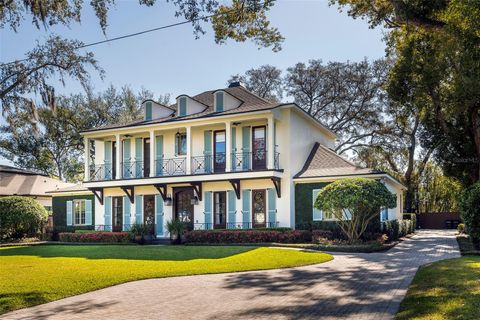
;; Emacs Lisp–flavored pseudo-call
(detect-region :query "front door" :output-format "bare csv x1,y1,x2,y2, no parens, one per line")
112,196,123,231
174,188,194,231
213,191,227,229
143,195,155,235
214,130,226,172
143,138,150,177
252,189,266,228
252,126,266,170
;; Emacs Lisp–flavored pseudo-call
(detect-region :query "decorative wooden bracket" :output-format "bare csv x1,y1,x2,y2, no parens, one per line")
271,177,281,198
154,183,167,201
89,188,104,205
120,186,135,204
229,179,241,199
190,182,202,201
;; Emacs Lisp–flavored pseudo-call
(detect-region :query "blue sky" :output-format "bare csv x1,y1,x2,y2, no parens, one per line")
0,0,385,165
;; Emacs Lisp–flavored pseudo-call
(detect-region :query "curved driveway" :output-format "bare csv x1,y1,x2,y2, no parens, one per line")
3,230,459,320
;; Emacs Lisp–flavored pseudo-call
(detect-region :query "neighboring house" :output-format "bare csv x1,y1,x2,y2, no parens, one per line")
0,165,74,211
58,82,404,237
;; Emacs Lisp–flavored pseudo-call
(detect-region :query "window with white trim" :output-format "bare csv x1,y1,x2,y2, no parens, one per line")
74,199,86,225
380,207,388,221
312,189,323,221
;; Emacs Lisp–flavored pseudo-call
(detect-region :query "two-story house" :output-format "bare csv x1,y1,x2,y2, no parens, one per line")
51,82,405,236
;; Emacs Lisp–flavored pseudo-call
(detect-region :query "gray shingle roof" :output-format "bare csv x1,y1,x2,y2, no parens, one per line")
294,143,382,179
82,86,279,133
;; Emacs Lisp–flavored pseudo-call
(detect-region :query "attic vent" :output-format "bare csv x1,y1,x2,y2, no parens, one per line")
228,81,245,88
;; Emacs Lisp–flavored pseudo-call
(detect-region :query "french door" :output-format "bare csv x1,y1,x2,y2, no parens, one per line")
252,126,266,170
252,190,266,228
213,191,227,229
214,130,226,172
143,138,150,177
112,196,123,232
143,195,155,235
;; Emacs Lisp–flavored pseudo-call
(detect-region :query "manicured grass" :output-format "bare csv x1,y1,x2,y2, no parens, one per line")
396,256,480,320
0,245,332,314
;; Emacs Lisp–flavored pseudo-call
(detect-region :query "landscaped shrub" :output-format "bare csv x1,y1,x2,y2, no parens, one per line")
382,219,415,241
0,196,48,239
185,229,312,244
58,232,131,243
314,178,396,243
403,213,417,231
297,219,382,241
458,223,465,234
460,182,480,244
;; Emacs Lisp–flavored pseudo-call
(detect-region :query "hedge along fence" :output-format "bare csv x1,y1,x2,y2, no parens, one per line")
185,230,312,244
58,232,131,243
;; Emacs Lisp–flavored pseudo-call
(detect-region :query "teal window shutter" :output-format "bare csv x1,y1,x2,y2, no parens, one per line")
145,101,153,120
135,138,142,178
312,189,322,221
123,139,131,178
155,135,163,176
215,91,224,112
204,131,212,173
104,196,112,230
179,97,187,116
241,127,250,170
267,189,277,226
227,190,236,228
344,209,353,220
204,191,212,230
135,195,143,224
104,141,112,179
85,199,92,225
380,208,388,221
66,201,73,226
231,127,237,171
155,195,164,235
123,196,131,230
242,189,251,228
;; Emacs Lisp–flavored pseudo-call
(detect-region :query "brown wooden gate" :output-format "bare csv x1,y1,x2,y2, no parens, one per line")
417,212,462,229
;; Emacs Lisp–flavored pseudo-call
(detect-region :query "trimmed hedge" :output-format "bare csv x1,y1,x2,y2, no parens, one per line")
58,232,131,243
382,219,415,241
185,229,312,244
296,219,382,241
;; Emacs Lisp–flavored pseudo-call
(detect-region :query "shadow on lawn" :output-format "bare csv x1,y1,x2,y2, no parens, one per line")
0,245,256,261
215,231,460,319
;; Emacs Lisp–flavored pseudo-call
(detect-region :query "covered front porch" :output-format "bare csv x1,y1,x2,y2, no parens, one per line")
90,175,285,238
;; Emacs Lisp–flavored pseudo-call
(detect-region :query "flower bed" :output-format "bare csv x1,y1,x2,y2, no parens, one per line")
58,232,131,243
185,229,312,244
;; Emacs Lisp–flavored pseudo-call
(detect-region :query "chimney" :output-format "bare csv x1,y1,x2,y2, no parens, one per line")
228,81,246,88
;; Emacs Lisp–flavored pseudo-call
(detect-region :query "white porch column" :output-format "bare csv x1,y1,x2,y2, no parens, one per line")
225,121,232,172
84,137,90,181
267,116,275,169
186,126,192,174
115,134,121,179
149,130,155,177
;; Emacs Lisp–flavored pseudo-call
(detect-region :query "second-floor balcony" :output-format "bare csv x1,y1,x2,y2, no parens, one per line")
89,150,280,181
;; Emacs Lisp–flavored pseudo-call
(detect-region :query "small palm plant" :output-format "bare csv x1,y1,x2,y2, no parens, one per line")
130,224,149,244
166,219,185,244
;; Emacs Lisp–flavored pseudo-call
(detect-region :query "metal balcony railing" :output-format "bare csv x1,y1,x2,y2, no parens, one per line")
90,164,113,181
193,221,279,230
155,157,186,176
121,160,145,179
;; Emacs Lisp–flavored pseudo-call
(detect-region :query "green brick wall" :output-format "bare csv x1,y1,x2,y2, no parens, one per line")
52,195,95,228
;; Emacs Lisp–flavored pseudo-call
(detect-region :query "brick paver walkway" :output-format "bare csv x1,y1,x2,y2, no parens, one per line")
3,230,459,320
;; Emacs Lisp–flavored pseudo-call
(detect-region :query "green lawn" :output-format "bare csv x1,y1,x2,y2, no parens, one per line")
396,256,480,320
0,245,332,314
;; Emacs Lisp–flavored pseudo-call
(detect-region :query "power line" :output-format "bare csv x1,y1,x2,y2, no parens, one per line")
0,5,244,67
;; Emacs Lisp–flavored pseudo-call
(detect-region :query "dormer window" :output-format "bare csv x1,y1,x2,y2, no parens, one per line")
145,101,153,120
179,97,187,116
215,91,224,112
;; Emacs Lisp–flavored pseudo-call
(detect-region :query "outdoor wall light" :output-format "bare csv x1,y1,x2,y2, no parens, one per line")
191,196,199,205
165,196,172,206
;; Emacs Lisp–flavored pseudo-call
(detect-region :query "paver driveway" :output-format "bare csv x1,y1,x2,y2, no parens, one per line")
3,230,459,320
